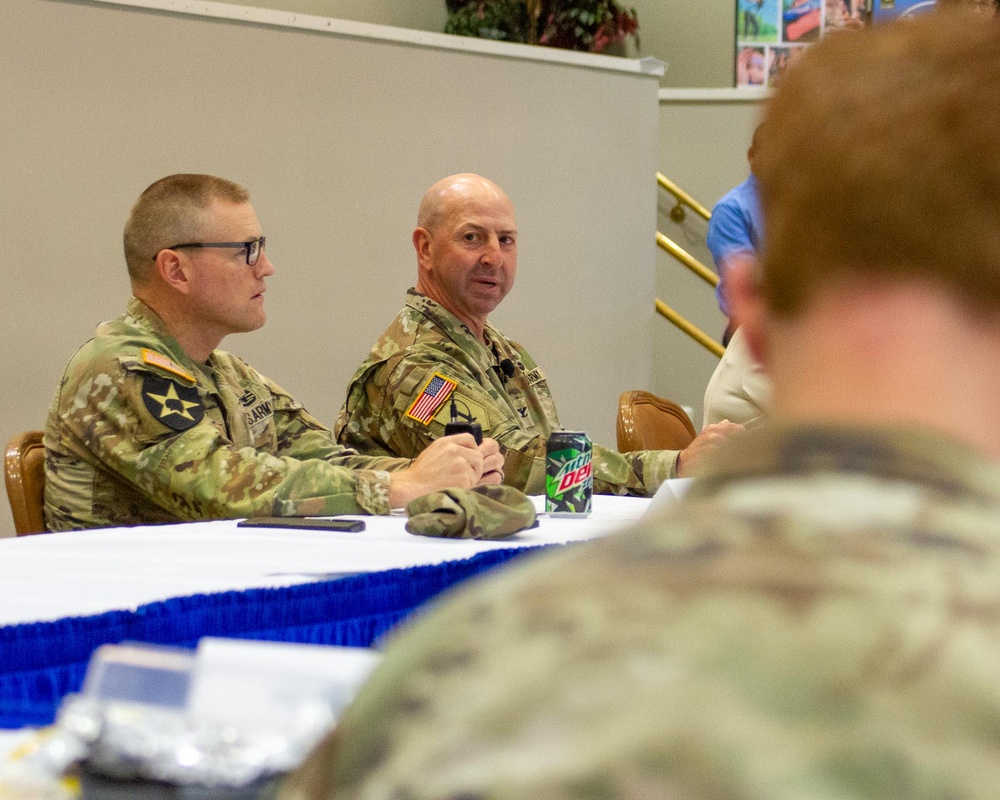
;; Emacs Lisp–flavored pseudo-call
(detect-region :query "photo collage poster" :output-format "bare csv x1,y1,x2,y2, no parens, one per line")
734,0,934,88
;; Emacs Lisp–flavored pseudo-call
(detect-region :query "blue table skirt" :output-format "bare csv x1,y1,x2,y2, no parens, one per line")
0,546,546,729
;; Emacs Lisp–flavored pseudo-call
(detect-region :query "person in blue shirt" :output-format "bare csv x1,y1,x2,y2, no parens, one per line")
707,125,766,343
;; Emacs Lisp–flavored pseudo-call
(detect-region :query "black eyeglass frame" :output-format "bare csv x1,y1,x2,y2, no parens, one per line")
155,236,266,267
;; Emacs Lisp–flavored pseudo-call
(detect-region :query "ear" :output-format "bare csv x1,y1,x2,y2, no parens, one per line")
153,249,193,295
412,227,433,272
725,253,769,368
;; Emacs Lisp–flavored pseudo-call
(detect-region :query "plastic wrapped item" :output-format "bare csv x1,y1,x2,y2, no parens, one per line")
0,727,83,800
1,639,381,793
58,692,334,787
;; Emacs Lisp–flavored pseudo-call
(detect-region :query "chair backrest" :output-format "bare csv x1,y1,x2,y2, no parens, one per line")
4,430,47,536
617,391,697,453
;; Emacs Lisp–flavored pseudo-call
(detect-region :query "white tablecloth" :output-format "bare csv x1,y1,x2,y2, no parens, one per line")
0,495,656,627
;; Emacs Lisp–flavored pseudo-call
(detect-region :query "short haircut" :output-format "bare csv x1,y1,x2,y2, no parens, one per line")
123,174,250,282
755,11,1000,317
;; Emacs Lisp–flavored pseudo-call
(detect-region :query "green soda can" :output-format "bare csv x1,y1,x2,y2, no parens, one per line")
546,431,593,516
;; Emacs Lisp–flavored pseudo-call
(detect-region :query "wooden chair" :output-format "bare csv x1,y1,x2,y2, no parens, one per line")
4,430,48,536
616,391,697,452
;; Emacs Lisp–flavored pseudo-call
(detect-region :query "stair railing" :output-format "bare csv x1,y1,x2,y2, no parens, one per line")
655,173,724,357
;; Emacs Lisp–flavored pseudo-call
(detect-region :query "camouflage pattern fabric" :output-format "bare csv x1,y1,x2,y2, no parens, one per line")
280,423,1000,800
405,484,537,540
335,290,676,496
45,298,410,530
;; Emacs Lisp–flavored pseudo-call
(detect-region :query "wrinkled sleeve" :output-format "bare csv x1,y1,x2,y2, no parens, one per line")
56,362,401,519
594,445,678,498
706,200,755,267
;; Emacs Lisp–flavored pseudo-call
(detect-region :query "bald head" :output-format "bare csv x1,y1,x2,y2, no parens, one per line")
417,174,514,233
413,174,518,340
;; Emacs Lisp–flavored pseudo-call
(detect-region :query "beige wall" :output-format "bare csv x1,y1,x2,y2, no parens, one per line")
628,0,736,87
234,0,446,29
0,0,661,539
216,1,759,424
249,0,737,87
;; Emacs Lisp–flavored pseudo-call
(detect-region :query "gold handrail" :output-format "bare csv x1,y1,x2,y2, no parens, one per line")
655,299,725,357
657,172,711,222
655,173,724,357
656,232,719,288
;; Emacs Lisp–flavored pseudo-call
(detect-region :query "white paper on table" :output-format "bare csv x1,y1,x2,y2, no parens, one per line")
188,638,381,728
641,478,694,520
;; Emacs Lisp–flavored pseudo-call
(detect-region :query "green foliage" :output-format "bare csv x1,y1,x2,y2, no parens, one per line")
445,0,530,41
445,0,639,54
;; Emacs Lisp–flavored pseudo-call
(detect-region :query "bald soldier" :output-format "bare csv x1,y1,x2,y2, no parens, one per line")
282,11,1000,799
45,174,502,530
335,174,740,495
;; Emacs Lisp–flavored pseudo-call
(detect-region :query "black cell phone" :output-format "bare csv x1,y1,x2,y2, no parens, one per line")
237,517,366,532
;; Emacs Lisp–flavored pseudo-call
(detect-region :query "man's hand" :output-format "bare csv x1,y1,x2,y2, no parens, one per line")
388,433,492,508
675,420,744,478
475,438,504,486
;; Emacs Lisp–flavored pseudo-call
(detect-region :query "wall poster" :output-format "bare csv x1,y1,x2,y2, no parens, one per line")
735,0,935,87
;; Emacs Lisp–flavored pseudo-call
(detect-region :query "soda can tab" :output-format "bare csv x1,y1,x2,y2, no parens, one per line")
546,431,593,516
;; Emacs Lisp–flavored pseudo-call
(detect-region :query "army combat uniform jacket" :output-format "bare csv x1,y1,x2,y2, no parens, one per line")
45,298,407,530
335,290,677,495
281,424,1000,800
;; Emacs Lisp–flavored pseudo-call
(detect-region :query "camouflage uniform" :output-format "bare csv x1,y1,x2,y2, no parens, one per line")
45,298,409,530
281,423,1000,800
335,290,676,495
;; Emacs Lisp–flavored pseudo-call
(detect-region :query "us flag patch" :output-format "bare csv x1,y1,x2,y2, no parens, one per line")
406,373,458,425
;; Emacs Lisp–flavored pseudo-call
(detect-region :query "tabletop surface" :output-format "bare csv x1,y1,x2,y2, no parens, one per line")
0,494,664,627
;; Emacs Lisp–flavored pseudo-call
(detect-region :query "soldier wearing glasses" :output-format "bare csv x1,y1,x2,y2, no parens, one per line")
44,174,502,531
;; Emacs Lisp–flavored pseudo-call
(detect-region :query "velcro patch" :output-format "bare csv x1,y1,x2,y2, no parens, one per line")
406,372,458,425
240,387,274,436
523,367,545,386
142,349,196,383
142,374,204,431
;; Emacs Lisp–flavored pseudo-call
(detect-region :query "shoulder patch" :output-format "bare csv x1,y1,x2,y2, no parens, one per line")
524,367,545,386
142,349,196,383
405,372,458,425
142,374,204,431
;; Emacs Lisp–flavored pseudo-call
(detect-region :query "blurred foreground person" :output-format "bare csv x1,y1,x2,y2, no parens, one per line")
282,11,1000,799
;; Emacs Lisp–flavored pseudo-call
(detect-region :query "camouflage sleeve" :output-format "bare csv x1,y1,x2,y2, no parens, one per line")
593,445,679,498
497,438,678,498
261,368,409,474
60,358,397,518
261,372,415,514
370,348,677,496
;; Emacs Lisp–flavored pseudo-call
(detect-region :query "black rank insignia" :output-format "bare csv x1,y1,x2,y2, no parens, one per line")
141,374,204,431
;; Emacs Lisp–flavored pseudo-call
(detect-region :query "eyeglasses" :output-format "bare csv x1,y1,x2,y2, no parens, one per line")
157,236,266,267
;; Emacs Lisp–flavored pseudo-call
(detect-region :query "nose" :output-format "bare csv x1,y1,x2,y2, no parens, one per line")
255,251,275,278
480,234,503,266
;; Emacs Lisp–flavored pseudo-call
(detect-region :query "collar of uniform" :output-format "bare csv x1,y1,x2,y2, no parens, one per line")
124,297,215,387
689,421,1000,508
404,289,501,370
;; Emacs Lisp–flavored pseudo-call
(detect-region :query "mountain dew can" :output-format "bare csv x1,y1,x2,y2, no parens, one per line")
546,431,593,516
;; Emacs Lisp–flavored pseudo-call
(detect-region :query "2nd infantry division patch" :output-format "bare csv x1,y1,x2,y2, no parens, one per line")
142,374,204,431
406,372,458,425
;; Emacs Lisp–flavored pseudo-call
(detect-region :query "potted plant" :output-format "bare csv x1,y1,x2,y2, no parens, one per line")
445,0,639,54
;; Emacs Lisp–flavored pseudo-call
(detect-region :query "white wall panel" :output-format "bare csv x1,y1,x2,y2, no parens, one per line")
0,0,661,537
